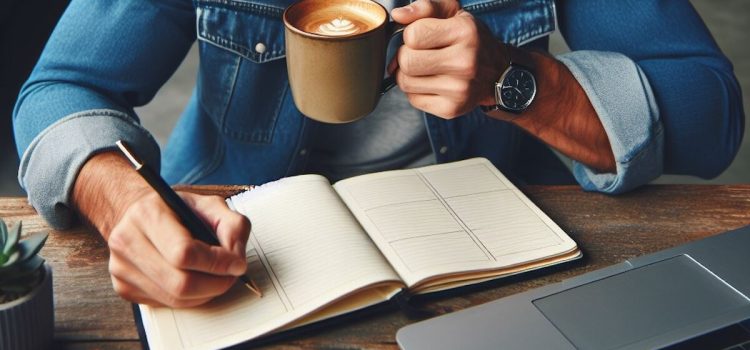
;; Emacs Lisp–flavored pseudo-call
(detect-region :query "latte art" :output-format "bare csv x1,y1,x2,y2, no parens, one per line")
287,0,384,38
318,17,359,36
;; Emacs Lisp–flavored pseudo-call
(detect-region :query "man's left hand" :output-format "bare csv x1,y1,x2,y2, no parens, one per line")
390,0,504,118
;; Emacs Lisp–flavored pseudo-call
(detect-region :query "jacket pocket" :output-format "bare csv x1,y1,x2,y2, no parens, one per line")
462,0,556,46
195,0,293,143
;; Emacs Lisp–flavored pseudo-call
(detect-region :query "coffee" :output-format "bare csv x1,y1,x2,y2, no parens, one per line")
285,0,385,37
284,0,402,123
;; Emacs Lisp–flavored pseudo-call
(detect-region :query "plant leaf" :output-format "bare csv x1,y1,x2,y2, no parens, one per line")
0,251,20,269
4,221,21,256
0,256,43,291
20,255,45,273
0,255,44,278
17,232,48,263
0,219,7,246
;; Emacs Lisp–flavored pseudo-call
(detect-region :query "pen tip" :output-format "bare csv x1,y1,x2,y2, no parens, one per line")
245,281,263,298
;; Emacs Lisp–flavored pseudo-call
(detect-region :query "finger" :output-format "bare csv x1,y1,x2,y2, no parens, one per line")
108,226,238,300
403,18,461,50
391,0,461,24
397,70,471,98
128,194,246,276
180,193,251,259
111,274,162,307
387,57,398,76
405,92,469,119
109,250,215,307
111,274,212,308
397,46,467,77
109,251,163,306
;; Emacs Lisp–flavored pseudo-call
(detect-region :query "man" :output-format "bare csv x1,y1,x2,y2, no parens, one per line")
13,0,744,308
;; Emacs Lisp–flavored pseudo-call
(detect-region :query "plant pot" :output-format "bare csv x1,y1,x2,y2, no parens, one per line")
0,264,53,350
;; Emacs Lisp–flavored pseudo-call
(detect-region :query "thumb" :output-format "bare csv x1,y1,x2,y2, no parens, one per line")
391,0,461,24
178,192,250,259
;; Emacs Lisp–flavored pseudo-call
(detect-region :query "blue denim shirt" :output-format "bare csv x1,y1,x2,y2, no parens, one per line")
13,0,744,229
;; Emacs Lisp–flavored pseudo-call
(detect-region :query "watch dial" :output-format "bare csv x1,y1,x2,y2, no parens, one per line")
500,67,536,112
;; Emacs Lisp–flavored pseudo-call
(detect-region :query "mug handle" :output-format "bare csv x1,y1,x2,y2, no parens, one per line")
381,22,406,95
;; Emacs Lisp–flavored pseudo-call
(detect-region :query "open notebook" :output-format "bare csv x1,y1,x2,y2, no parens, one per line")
138,158,581,350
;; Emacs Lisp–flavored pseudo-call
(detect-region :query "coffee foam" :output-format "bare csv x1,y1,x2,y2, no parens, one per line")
317,17,359,36
303,14,375,36
287,1,385,38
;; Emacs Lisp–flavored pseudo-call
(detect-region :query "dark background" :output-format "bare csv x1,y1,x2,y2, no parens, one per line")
1,0,70,195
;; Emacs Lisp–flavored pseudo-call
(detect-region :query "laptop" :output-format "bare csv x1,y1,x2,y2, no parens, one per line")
397,225,750,350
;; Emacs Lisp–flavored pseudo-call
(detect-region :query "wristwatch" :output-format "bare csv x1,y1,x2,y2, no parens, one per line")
482,44,537,114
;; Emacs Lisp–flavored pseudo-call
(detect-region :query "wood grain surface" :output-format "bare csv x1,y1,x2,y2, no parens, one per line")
1,185,749,349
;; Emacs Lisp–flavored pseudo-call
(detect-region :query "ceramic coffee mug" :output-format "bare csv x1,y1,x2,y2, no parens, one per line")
283,0,403,123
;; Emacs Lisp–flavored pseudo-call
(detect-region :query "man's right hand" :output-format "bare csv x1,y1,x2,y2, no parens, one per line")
72,152,250,308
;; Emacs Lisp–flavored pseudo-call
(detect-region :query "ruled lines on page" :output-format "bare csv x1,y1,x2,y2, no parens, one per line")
334,158,573,287
347,174,492,273
419,163,562,259
163,175,400,349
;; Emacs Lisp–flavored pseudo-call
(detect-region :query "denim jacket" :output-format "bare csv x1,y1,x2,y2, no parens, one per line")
13,0,744,228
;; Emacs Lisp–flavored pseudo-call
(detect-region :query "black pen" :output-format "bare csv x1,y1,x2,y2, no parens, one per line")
115,140,262,298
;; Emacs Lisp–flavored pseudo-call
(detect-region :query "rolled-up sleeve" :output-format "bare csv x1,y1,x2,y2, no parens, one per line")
557,0,744,193
558,51,663,194
12,0,195,229
17,110,161,229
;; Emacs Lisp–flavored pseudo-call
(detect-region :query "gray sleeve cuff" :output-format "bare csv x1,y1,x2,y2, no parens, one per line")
18,109,160,229
557,51,664,194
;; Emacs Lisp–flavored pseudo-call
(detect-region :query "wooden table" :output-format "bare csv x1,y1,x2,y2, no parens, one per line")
2,185,750,349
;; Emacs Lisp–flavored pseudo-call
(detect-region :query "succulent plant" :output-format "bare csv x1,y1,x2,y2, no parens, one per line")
0,219,48,304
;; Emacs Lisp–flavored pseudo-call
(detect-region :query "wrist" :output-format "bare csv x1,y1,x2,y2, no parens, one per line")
507,50,566,127
481,44,540,120
72,151,152,238
489,50,616,172
478,41,510,107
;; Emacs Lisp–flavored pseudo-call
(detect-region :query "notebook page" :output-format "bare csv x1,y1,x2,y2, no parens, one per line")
142,175,402,350
333,158,577,287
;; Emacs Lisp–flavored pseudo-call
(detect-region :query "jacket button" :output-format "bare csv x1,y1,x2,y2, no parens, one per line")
255,42,267,54
439,146,448,154
299,149,307,156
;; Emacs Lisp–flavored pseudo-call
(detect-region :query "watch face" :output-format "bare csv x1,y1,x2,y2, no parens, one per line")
498,66,536,112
